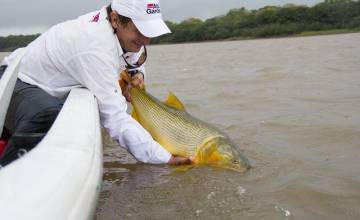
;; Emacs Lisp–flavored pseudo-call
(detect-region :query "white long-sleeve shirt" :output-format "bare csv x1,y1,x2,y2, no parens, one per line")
2,7,171,164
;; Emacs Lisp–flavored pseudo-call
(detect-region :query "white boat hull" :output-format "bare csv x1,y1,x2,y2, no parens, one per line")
0,51,103,220
0,49,26,135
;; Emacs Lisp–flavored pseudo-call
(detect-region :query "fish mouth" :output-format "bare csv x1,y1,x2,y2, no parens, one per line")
238,154,251,171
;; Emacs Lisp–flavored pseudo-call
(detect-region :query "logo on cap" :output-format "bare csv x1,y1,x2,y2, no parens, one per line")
146,3,161,14
90,12,100,22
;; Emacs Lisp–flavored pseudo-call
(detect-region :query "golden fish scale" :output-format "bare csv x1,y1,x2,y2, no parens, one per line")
130,88,223,157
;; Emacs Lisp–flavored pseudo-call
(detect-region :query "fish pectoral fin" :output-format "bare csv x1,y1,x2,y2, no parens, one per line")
193,140,219,164
164,91,186,111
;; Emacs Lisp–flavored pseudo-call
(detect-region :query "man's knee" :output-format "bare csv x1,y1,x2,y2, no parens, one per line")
17,107,62,134
5,79,65,133
33,107,62,131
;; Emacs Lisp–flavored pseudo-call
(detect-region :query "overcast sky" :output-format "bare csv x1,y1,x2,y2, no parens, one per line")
0,0,323,36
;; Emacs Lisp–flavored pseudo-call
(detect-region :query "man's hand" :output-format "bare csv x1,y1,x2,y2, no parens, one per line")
119,71,144,102
168,155,193,166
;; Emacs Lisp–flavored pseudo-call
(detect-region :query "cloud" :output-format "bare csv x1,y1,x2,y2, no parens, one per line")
0,0,323,36
0,0,109,35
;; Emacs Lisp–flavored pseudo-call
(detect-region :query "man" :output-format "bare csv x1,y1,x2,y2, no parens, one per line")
0,0,191,166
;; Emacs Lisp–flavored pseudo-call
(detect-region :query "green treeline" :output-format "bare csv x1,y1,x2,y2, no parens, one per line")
0,0,359,51
152,0,360,44
0,34,40,52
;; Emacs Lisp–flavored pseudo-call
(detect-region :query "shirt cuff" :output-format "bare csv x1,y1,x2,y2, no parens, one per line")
152,142,172,164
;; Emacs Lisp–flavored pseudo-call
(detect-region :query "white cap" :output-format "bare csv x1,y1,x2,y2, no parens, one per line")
111,0,171,38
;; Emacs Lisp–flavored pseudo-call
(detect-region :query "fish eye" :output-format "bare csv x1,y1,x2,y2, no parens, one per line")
233,160,239,164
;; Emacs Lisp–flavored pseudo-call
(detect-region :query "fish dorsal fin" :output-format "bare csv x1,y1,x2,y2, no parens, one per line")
164,91,185,111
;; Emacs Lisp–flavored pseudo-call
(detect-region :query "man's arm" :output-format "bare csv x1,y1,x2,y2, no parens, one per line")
66,52,191,165
120,70,193,165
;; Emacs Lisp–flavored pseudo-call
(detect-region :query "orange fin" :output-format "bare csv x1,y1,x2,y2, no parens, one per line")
193,138,222,164
164,91,185,111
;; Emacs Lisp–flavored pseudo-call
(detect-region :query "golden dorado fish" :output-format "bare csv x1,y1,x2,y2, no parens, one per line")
130,87,250,172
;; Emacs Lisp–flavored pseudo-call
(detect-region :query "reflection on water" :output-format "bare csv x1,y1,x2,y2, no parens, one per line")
3,33,360,220
99,134,294,219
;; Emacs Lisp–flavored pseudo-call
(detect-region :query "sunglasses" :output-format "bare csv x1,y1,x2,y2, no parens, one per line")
122,46,147,70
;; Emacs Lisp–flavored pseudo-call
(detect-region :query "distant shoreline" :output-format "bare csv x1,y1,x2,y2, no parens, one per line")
1,28,359,52
228,28,360,41
150,28,360,46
